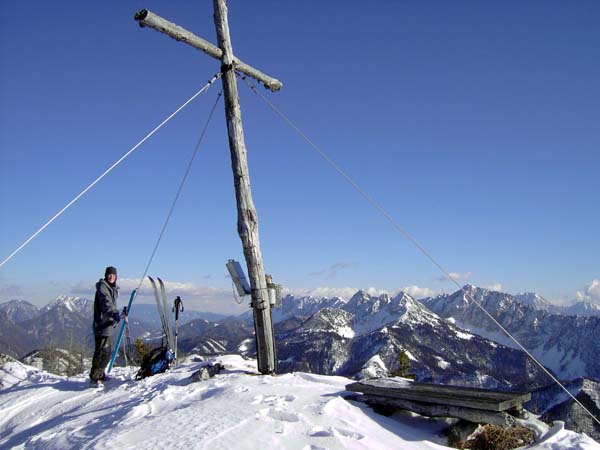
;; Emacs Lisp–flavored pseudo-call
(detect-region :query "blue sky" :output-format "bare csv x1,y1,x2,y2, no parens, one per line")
1,1,599,313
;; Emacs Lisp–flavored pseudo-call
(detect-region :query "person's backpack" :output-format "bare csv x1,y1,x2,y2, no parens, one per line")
136,346,175,380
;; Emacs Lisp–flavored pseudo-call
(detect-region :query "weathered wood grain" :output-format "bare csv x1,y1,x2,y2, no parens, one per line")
346,379,531,412
351,394,518,428
213,0,277,375
135,9,282,91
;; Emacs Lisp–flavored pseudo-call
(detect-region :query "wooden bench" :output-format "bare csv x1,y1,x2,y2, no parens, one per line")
345,378,531,427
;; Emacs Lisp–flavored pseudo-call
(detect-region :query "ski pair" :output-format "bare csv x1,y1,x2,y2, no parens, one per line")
148,276,175,355
107,289,136,373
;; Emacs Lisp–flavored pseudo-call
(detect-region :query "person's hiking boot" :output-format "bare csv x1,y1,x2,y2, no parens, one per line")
89,379,104,389
100,373,112,382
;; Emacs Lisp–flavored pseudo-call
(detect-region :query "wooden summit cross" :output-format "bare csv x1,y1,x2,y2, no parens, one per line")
134,0,281,374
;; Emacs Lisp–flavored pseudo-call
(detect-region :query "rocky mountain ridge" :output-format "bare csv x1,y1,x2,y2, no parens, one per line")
274,290,550,390
527,378,600,442
2,286,599,386
421,285,600,381
0,299,42,323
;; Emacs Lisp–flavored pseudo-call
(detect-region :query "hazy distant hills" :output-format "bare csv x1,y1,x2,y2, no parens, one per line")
0,296,230,359
0,309,41,358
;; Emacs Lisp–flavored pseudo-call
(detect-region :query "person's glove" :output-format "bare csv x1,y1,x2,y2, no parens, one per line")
112,311,121,324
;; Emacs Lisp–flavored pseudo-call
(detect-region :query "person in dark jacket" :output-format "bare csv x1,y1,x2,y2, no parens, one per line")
89,266,121,387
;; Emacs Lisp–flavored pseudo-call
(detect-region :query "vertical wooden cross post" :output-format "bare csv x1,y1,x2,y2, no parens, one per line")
212,0,276,375
135,1,281,374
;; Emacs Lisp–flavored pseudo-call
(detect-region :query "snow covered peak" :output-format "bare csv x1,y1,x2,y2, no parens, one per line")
302,308,355,338
0,299,40,323
272,295,345,323
422,288,470,316
348,289,373,305
390,292,442,327
275,289,443,338
423,286,600,381
565,301,600,317
344,291,392,315
44,296,76,313
515,292,553,310
339,291,439,335
356,354,389,379
459,284,489,300
42,296,92,315
391,291,421,310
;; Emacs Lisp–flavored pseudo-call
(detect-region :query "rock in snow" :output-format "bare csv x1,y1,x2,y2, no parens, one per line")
1,355,598,449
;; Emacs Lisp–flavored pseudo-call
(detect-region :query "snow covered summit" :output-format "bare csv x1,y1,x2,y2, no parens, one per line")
2,355,596,449
42,295,92,315
0,299,41,323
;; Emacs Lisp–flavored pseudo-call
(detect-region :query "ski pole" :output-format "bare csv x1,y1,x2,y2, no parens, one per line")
108,289,136,373
172,296,184,361
121,306,130,367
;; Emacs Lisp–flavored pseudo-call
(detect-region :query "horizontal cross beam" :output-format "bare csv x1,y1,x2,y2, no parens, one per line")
134,9,282,92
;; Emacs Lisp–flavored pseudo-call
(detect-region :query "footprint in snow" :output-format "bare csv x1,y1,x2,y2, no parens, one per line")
253,394,297,405
332,427,364,440
126,402,152,420
267,407,300,423
255,406,300,423
198,386,225,400
309,426,333,437
309,426,364,440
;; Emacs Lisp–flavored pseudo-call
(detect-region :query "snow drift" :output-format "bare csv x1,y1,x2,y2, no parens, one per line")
0,355,598,449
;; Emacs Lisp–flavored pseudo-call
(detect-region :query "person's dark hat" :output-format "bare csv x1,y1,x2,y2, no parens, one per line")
105,266,118,278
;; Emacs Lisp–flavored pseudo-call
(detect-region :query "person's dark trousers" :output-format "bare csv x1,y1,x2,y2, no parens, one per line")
90,335,112,381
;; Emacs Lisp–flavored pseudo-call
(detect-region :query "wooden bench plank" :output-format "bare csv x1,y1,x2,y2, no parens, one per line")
347,393,518,428
345,379,531,412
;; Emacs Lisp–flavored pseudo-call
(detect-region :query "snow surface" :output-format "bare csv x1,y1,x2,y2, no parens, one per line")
434,356,451,369
454,330,474,340
357,355,388,380
1,355,598,450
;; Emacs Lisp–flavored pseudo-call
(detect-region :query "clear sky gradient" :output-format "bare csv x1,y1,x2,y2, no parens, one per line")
1,1,599,313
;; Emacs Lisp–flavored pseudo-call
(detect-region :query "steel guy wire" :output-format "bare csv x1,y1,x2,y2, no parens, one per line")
129,89,223,313
238,72,600,427
0,73,222,269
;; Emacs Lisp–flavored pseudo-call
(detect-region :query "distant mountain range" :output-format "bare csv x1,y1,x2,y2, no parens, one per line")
270,291,549,390
2,286,599,441
486,291,600,317
0,297,93,356
0,299,42,323
1,287,599,386
564,301,600,317
422,285,600,381
0,296,227,359
0,309,40,358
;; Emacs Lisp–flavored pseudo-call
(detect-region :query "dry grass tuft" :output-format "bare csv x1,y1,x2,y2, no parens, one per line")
453,424,535,450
